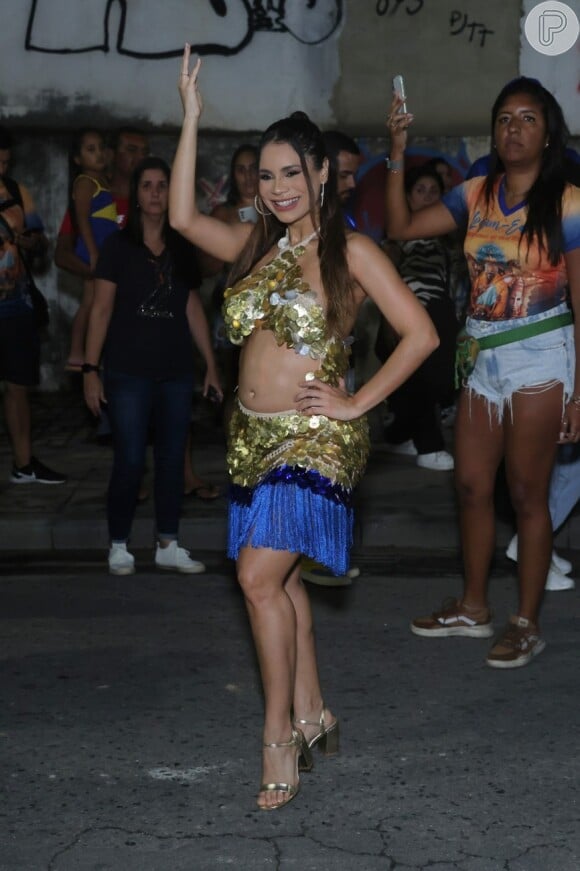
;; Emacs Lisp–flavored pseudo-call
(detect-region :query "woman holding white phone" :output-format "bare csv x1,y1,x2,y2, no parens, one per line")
385,76,580,668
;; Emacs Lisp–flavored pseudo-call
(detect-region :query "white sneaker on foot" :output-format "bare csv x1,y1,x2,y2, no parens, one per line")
544,566,576,591
155,541,205,574
108,542,135,576
506,534,573,575
416,450,454,471
385,439,418,456
552,550,573,575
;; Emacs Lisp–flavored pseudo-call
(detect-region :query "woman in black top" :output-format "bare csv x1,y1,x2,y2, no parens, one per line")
84,156,221,576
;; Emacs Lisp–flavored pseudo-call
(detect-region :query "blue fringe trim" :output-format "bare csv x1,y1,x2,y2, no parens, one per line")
230,465,353,508
228,467,353,575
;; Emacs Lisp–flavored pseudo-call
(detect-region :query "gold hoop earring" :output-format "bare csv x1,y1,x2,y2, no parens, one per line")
254,194,271,216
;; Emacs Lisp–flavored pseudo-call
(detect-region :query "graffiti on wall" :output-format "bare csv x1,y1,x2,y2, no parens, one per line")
25,0,343,58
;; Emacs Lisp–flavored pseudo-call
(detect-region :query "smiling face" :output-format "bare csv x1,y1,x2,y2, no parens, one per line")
493,93,548,169
258,141,327,224
137,168,169,218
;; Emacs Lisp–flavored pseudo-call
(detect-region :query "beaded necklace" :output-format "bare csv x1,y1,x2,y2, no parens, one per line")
277,228,319,254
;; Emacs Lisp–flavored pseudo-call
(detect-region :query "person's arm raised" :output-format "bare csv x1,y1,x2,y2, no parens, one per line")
384,94,457,241
169,46,250,263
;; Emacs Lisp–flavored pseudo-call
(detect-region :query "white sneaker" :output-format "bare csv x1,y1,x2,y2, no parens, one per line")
506,534,573,575
108,542,135,576
385,439,418,456
155,541,205,574
552,550,573,575
416,450,454,471
545,566,576,591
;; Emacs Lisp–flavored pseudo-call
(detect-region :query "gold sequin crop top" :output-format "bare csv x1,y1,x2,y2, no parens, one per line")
222,244,350,385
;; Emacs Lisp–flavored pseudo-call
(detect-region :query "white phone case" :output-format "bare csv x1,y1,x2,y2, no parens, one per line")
392,75,407,114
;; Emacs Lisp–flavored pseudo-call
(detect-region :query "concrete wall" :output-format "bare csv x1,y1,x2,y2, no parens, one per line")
4,2,578,135
2,1,579,389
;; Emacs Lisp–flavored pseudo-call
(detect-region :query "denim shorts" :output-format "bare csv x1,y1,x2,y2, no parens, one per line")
464,303,574,421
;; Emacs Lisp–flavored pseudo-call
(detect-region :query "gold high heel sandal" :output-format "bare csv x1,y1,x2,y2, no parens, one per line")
258,728,313,811
294,705,340,768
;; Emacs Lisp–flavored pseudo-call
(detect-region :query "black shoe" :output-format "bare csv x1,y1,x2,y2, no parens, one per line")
10,457,67,485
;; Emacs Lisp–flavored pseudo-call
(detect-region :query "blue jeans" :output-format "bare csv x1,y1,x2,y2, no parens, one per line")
104,370,194,542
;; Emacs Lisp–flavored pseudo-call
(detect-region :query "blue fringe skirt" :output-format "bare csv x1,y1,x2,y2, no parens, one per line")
227,401,370,575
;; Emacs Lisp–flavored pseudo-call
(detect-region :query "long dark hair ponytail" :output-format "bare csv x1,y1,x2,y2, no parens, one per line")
227,111,354,337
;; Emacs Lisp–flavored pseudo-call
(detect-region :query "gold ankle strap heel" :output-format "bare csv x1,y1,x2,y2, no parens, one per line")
294,704,340,759
258,728,312,810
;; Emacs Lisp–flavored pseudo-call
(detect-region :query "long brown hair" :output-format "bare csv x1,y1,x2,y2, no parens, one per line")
227,112,354,337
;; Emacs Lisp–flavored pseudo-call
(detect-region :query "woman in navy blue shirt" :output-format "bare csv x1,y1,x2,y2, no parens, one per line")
84,156,221,576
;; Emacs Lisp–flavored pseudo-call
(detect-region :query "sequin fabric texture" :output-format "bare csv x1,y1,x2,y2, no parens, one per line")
223,245,349,385
223,243,370,574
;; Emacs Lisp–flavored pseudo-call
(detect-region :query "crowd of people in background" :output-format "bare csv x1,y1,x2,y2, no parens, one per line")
2,63,580,806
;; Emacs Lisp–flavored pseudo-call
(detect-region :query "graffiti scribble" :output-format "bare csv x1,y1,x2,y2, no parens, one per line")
25,0,343,58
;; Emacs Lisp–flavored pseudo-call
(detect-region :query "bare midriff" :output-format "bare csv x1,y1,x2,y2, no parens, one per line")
237,329,322,414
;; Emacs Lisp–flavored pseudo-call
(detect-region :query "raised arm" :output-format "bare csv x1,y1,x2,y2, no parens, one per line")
384,94,457,241
169,46,250,262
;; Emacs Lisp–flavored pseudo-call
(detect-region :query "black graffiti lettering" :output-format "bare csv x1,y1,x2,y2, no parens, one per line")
449,10,464,33
476,26,494,47
449,11,494,47
25,0,343,58
376,0,424,16
209,0,227,15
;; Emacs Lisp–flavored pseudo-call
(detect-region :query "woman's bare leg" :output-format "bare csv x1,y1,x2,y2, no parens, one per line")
236,545,302,809
504,384,562,624
454,389,504,610
285,568,336,743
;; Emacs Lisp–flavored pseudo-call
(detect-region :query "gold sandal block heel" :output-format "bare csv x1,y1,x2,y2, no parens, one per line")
294,704,340,768
258,728,312,811
317,718,339,756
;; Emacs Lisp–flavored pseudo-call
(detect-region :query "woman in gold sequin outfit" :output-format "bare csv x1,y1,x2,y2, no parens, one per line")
170,47,438,811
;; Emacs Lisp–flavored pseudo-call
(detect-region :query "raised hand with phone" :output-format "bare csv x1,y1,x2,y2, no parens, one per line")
387,74,414,161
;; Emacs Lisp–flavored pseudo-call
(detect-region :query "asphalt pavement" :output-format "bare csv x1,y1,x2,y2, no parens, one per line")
1,389,580,869
2,554,580,870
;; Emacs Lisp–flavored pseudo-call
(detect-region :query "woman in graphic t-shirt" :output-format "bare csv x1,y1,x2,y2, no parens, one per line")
385,77,580,668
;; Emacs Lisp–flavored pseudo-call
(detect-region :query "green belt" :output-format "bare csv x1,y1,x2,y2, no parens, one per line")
455,311,574,388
